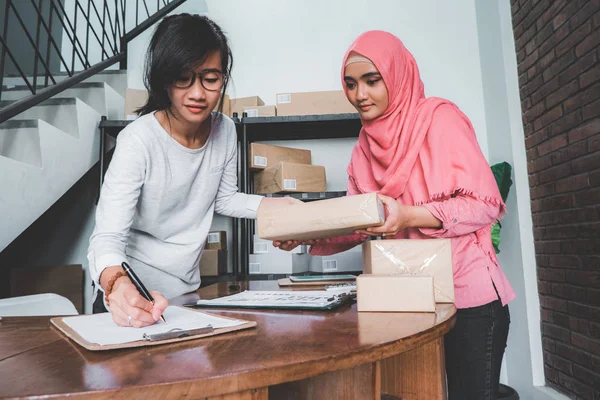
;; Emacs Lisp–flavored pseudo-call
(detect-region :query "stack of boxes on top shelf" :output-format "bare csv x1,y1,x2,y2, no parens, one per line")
248,142,321,275
123,89,357,119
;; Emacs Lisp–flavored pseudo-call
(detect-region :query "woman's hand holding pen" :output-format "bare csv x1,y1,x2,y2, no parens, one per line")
108,276,168,328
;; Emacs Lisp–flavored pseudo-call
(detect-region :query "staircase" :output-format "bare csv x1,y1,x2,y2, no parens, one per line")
0,0,187,253
0,70,125,252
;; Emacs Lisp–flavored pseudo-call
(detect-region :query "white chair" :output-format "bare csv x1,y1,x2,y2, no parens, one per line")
0,293,78,316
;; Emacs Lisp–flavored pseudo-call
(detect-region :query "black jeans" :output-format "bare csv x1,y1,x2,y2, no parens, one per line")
444,299,510,400
92,289,108,314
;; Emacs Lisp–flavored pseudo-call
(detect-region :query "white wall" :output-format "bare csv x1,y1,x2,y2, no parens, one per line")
127,0,489,158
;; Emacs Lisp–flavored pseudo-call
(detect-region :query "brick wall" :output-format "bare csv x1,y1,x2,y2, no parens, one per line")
511,0,600,398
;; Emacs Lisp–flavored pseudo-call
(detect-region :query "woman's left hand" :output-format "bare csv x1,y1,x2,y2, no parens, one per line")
355,194,413,237
258,196,304,211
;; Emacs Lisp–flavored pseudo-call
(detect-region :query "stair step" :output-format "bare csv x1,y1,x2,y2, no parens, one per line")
2,82,124,119
0,97,87,138
3,82,105,91
3,69,125,79
0,119,42,167
0,119,39,129
0,98,77,108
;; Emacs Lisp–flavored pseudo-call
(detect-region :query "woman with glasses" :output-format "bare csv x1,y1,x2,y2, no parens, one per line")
88,14,297,327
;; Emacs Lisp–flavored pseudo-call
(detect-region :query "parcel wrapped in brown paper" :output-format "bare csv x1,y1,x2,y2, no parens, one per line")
257,193,385,241
362,239,454,303
356,274,436,312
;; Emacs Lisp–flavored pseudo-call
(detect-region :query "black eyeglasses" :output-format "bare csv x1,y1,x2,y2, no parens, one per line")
173,70,225,91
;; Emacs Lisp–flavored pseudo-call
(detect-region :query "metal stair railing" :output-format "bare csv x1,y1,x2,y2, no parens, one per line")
0,0,187,123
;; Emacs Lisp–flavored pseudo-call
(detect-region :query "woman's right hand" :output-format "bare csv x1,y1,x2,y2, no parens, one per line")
273,238,326,252
107,276,168,328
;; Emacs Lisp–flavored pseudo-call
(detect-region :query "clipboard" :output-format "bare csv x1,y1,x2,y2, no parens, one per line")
187,290,356,311
51,306,256,351
278,277,355,287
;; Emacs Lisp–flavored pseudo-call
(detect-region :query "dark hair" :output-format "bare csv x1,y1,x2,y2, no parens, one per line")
136,14,232,117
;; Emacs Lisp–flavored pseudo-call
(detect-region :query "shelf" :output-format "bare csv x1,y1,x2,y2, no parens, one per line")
239,113,360,124
239,113,362,141
260,191,347,201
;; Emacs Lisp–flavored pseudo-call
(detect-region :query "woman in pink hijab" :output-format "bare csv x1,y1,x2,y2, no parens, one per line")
277,30,516,399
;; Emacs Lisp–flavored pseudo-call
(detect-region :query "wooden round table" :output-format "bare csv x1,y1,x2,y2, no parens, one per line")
0,281,455,399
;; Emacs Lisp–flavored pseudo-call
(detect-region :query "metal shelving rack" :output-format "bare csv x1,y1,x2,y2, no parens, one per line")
98,112,362,281
235,112,361,278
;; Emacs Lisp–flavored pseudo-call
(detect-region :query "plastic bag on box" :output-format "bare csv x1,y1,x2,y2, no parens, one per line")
362,239,454,303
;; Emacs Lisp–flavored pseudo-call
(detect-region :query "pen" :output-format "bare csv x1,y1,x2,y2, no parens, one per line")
122,262,167,323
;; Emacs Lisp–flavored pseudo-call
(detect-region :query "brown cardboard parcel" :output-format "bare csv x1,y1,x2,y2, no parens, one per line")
205,231,227,250
257,193,385,241
243,105,277,117
356,274,436,312
198,249,227,276
362,239,454,303
216,94,231,117
248,143,311,170
276,90,358,116
230,96,264,116
124,88,148,119
253,162,325,194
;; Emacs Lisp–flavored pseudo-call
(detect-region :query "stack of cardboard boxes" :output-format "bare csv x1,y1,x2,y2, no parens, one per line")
249,235,310,275
249,143,326,194
275,90,357,116
356,239,455,312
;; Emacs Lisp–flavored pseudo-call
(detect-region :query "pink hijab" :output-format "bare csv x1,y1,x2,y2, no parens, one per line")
344,31,504,212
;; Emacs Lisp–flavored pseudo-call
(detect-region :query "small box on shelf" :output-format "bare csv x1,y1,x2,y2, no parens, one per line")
248,143,311,171
253,235,306,254
249,253,310,274
199,249,227,277
309,247,363,273
243,105,277,117
253,162,326,194
205,231,227,250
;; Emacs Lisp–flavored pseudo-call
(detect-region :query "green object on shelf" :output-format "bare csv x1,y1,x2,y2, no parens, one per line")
490,162,513,254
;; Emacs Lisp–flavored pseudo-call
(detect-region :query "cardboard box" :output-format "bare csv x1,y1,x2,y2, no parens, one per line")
257,193,385,241
253,162,326,194
243,105,277,117
216,94,231,117
356,274,436,312
276,91,358,116
253,235,306,254
199,249,227,276
309,249,363,273
124,88,148,120
205,231,227,250
249,253,310,274
362,239,454,303
230,96,264,117
249,143,311,171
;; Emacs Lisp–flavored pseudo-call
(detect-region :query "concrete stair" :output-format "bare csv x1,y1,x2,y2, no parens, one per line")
0,70,125,252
